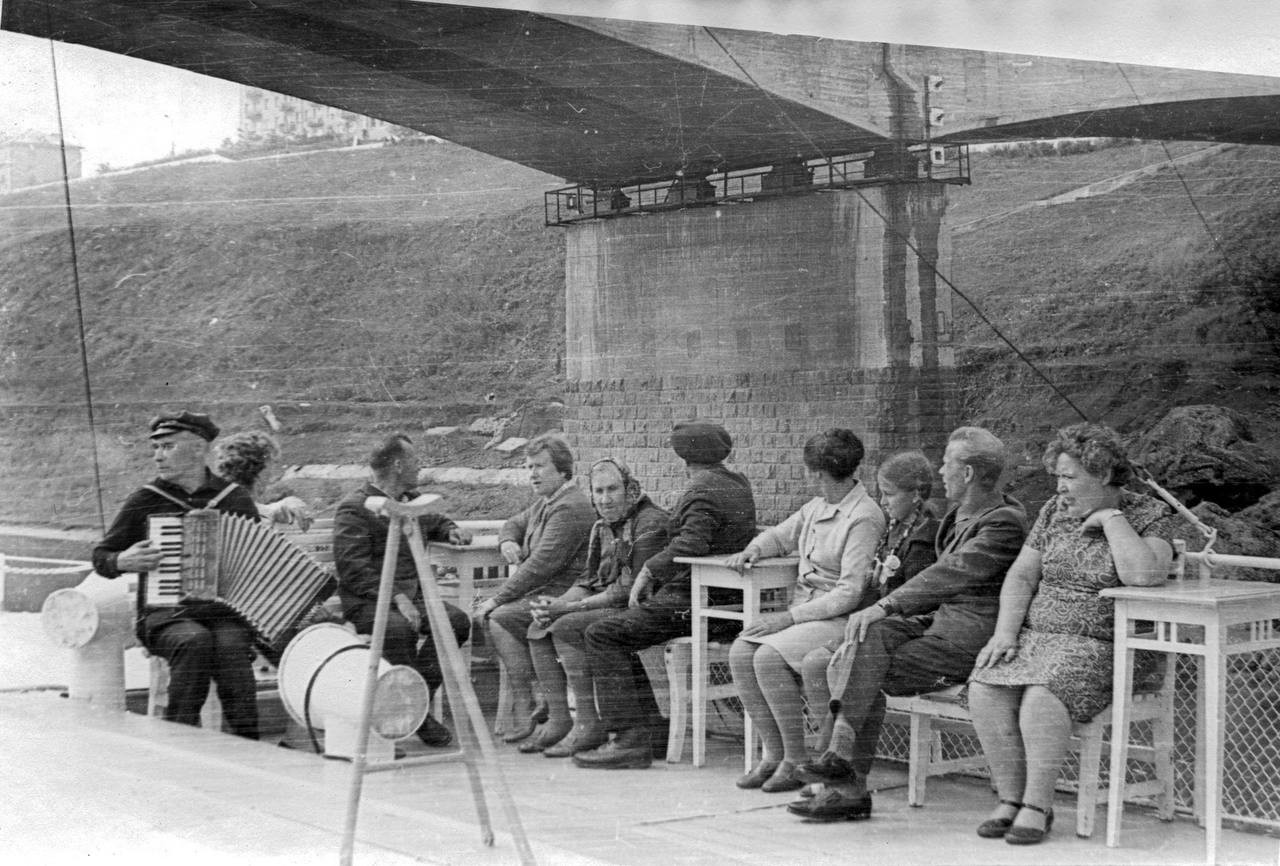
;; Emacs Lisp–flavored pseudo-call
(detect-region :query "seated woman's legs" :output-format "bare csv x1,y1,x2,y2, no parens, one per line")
537,610,612,755
968,682,1027,831
730,638,791,789
489,601,541,742
1015,685,1072,833
755,644,808,768
527,636,573,749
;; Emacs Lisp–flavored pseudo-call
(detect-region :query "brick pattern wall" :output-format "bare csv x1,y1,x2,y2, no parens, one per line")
564,366,957,525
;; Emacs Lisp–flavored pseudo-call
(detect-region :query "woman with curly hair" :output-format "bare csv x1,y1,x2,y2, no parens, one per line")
214,430,312,530
967,422,1182,845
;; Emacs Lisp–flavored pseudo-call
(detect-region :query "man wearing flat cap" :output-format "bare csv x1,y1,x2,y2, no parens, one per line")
93,411,263,738
575,420,756,769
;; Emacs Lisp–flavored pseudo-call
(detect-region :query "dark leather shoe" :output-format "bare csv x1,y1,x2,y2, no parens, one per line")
795,751,856,784
501,719,537,743
976,799,1023,839
518,719,573,754
1005,804,1053,845
787,788,872,822
762,761,804,793
544,724,608,758
736,760,780,789
572,731,653,770
417,715,453,748
517,735,547,754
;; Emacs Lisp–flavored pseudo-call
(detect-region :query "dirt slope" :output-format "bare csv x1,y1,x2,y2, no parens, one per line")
2,138,1277,530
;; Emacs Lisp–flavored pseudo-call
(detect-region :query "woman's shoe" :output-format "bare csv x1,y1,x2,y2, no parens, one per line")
976,799,1023,839
762,761,804,793
797,783,822,800
517,728,548,753
519,719,573,754
1005,803,1054,846
735,760,780,789
501,719,537,743
544,723,608,758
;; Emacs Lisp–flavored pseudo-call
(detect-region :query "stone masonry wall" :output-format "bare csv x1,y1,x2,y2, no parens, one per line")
561,184,957,524
564,366,957,525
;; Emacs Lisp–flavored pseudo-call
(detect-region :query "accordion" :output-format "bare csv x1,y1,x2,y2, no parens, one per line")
144,510,337,657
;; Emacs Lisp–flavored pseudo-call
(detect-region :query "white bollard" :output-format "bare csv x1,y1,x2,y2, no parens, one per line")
41,574,134,711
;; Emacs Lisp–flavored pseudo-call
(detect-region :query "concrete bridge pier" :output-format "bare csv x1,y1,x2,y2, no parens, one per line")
562,181,958,523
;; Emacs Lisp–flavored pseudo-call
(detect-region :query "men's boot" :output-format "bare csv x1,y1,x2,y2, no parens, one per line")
571,726,653,769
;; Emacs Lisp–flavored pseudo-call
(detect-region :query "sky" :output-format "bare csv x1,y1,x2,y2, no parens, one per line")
2,0,1280,172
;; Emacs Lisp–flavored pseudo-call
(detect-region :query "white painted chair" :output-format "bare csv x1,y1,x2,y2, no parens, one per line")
885,661,1176,838
660,636,739,763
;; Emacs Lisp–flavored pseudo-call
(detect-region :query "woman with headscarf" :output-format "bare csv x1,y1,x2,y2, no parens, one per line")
522,458,669,756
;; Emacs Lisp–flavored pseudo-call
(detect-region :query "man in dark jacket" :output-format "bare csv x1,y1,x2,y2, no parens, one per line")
93,411,262,738
333,433,471,747
574,421,756,770
788,425,1029,821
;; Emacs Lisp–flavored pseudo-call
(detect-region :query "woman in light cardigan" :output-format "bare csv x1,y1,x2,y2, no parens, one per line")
724,429,885,793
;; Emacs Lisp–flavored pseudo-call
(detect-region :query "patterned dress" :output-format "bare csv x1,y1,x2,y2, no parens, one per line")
969,490,1181,722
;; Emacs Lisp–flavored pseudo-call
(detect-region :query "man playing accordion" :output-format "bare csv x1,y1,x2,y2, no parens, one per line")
92,410,263,739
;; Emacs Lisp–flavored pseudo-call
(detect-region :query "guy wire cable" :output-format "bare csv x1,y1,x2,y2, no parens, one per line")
47,32,108,534
702,26,1097,424
1114,63,1243,285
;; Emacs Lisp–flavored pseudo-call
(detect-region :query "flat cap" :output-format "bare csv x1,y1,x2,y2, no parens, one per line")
670,420,732,465
149,411,220,442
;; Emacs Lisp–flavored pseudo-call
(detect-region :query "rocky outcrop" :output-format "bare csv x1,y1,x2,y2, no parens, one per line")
1183,502,1280,583
1129,405,1280,582
1130,405,1280,511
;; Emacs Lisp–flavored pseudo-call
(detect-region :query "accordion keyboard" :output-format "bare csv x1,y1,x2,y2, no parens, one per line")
147,515,187,606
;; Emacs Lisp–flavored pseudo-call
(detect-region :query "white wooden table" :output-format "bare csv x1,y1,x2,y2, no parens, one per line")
1102,576,1280,865
675,554,798,769
425,535,507,613
424,536,512,729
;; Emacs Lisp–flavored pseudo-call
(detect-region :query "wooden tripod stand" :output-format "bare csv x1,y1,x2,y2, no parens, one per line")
339,496,535,865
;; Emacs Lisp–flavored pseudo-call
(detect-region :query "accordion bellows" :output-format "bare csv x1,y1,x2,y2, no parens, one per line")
145,510,336,652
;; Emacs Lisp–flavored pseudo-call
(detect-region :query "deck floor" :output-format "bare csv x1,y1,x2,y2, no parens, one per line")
3,688,1278,866
2,611,1277,866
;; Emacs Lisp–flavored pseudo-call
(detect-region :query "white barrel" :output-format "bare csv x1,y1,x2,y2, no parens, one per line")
278,623,429,740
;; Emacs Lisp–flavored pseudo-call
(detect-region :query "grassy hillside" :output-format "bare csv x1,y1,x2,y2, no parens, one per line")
2,138,1278,530
946,143,1280,460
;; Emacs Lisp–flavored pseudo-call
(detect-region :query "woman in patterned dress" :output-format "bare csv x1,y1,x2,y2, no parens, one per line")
968,423,1179,845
